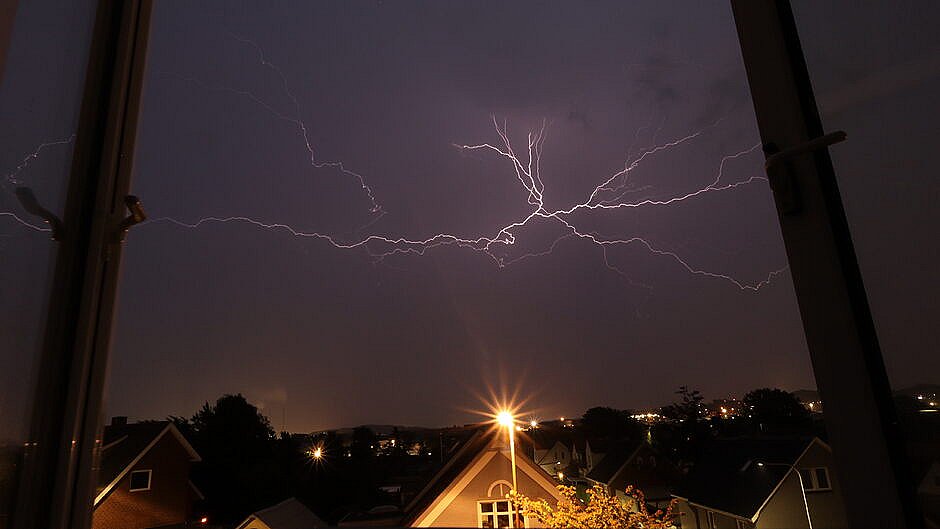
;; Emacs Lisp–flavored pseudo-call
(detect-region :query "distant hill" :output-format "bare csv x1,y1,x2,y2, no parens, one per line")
331,424,433,436
894,384,940,398
791,389,820,403
792,384,940,404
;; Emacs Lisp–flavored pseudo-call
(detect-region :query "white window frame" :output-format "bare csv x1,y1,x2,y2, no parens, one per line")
477,499,523,528
128,469,152,492
705,510,719,529
800,467,832,492
479,481,525,528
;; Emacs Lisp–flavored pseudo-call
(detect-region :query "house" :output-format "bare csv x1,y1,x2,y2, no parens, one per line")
401,426,565,527
672,437,847,529
532,439,575,478
92,417,202,529
918,460,940,528
583,442,681,507
584,439,610,474
236,497,328,529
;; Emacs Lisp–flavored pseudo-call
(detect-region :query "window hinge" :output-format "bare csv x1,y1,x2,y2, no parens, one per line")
763,131,847,215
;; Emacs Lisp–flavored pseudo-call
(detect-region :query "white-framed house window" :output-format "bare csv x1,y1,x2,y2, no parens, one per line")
706,510,720,529
799,467,832,491
128,469,152,492
479,481,525,528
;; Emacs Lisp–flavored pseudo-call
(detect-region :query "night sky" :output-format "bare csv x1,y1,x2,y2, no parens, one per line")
2,1,938,434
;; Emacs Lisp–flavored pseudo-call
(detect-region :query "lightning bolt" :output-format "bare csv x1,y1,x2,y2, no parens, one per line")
161,33,383,217
1,133,76,187
0,135,75,233
1,36,787,293
146,116,783,291
0,211,52,233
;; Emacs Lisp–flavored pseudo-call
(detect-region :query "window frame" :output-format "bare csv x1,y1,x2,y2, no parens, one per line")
706,510,720,529
800,467,832,492
477,499,524,529
2,1,154,528
128,470,152,492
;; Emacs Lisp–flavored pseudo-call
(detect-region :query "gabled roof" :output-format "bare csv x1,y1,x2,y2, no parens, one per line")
672,437,819,520
94,421,200,506
584,441,643,484
238,497,328,529
401,427,494,525
402,425,564,527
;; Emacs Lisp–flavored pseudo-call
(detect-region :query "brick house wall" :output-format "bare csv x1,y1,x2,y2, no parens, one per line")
92,432,195,529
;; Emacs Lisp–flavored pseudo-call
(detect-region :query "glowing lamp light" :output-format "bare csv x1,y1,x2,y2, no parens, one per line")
530,420,538,428
200,516,208,524
497,410,514,427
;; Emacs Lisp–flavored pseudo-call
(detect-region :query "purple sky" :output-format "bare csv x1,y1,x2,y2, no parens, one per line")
2,1,938,433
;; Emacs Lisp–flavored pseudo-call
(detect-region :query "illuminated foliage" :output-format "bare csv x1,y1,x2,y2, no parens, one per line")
510,484,678,529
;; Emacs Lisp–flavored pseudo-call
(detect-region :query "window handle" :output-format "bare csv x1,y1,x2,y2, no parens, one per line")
115,195,146,242
15,186,64,241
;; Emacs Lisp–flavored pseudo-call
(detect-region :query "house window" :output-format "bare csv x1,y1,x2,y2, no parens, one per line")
735,519,750,529
480,481,524,528
487,481,513,498
799,467,832,491
706,510,720,529
478,500,524,528
129,469,152,492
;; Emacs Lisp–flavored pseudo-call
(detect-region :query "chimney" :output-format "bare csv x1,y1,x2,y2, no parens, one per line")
110,416,128,427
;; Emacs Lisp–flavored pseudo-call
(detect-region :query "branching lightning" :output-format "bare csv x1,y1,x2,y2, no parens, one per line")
1,36,787,292
2,134,76,187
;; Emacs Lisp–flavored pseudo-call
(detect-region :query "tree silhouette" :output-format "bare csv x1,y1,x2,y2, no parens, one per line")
180,394,280,523
742,388,811,434
581,406,641,441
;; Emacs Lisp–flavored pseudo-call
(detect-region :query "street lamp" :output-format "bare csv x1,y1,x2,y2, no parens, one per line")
307,444,324,463
497,410,521,527
757,461,812,529
497,411,518,493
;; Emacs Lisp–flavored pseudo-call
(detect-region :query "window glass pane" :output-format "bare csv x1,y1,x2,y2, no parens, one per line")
97,1,835,527
0,0,98,525
815,467,829,490
129,471,151,491
481,502,493,513
791,2,940,523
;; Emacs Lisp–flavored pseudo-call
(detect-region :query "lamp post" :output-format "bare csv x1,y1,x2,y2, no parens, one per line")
758,462,812,529
497,411,520,527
